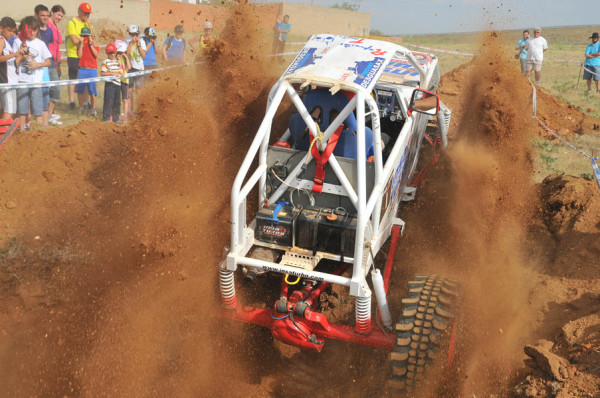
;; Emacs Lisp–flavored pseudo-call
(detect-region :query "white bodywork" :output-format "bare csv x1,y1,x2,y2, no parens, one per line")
224,35,446,305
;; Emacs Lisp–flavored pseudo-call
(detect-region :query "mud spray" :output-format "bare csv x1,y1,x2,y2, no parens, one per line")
1,12,548,398
394,32,541,396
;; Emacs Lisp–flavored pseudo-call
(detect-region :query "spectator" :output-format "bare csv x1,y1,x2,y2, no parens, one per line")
525,27,548,85
115,40,131,122
190,21,214,57
75,26,99,116
47,4,65,124
277,15,290,62
14,16,52,131
162,25,186,65
583,32,600,94
142,27,158,72
515,29,529,75
125,24,146,114
35,4,54,127
66,2,93,110
100,43,121,123
0,17,19,120
271,14,282,55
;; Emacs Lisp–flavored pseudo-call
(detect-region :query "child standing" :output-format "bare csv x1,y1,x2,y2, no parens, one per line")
100,43,121,123
162,25,186,65
115,40,131,122
14,16,52,131
75,26,99,116
0,17,19,120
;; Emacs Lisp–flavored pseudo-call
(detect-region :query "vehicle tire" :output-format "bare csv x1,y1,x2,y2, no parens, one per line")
387,274,459,394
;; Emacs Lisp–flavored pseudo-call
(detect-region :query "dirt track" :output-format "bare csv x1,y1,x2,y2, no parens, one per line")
1,6,599,397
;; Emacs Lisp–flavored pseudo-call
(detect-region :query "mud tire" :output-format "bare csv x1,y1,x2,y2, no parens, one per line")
387,274,458,394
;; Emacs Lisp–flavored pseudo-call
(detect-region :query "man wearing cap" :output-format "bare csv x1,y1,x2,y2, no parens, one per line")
583,32,600,93
125,24,147,114
66,2,93,110
525,27,548,85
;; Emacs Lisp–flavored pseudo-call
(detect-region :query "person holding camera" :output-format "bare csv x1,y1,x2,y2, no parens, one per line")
75,26,99,116
14,16,52,131
125,24,146,115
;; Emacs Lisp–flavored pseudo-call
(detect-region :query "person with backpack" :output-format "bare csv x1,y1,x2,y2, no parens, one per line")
162,25,186,65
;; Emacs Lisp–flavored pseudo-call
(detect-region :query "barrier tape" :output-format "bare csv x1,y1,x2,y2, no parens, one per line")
403,43,475,57
583,64,600,78
0,60,205,89
529,81,600,190
0,47,303,90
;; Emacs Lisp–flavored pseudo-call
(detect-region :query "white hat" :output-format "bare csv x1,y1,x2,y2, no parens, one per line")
115,40,127,52
129,24,140,34
203,21,213,29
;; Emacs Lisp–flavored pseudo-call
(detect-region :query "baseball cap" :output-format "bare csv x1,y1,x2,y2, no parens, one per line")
590,32,599,39
79,2,92,13
129,24,140,34
106,43,117,53
115,40,127,53
203,21,213,30
147,27,157,37
80,27,91,36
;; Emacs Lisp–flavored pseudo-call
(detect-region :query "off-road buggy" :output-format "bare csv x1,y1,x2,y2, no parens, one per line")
219,35,457,390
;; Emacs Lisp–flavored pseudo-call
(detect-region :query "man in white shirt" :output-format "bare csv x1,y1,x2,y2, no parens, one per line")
525,27,548,85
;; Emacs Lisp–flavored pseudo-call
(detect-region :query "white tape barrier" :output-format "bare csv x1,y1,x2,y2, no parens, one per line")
403,43,475,57
0,60,206,89
59,44,107,53
529,80,600,190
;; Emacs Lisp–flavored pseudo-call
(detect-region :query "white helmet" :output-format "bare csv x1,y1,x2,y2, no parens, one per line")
115,40,127,53
203,21,213,30
129,24,140,34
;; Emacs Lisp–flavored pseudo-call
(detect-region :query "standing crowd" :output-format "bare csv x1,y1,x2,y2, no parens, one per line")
0,2,217,130
515,27,600,92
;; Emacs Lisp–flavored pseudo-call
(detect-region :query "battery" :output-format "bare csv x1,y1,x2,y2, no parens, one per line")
296,208,357,257
255,201,298,247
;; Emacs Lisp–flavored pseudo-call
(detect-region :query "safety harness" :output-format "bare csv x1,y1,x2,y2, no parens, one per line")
307,123,344,193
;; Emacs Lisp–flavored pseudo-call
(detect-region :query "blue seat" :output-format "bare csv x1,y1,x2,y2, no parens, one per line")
289,89,373,160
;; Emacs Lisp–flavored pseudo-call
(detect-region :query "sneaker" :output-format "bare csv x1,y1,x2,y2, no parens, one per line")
122,116,128,123
50,113,61,121
48,118,63,126
24,123,31,131
83,102,91,110
69,101,76,110
90,109,97,117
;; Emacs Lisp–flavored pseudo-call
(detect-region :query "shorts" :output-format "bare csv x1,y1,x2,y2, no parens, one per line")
0,88,17,114
75,68,98,96
583,65,600,81
520,58,527,74
48,66,61,102
67,57,79,80
128,68,144,89
526,60,543,72
17,87,43,116
121,82,130,99
42,87,50,110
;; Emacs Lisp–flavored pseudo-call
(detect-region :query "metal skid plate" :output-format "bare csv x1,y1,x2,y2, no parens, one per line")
280,251,321,271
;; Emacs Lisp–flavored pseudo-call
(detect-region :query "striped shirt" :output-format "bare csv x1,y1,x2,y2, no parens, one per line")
101,58,121,85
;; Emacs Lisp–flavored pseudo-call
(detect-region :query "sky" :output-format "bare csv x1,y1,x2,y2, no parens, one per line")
255,0,600,35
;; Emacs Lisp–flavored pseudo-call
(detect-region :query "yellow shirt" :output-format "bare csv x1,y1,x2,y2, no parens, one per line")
66,18,92,58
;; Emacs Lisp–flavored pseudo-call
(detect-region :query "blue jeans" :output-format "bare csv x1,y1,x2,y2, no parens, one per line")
17,87,43,116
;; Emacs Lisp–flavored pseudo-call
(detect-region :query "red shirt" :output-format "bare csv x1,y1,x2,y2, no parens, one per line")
78,38,99,69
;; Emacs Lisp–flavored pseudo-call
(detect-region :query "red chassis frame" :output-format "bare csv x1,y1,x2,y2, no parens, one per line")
220,226,403,352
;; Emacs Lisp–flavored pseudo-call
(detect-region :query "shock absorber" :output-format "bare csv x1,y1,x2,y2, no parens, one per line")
355,293,372,335
219,268,238,309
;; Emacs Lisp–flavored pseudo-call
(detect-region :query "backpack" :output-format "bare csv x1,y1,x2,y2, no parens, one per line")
165,36,186,52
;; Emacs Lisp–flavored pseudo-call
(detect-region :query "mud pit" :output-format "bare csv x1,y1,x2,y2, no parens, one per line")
1,8,599,398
